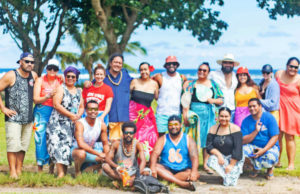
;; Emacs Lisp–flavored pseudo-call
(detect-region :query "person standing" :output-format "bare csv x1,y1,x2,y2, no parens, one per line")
209,53,239,118
129,62,159,161
33,59,62,172
258,64,280,123
46,66,84,178
153,56,186,136
0,52,38,178
182,62,223,174
103,54,133,140
234,67,259,127
275,57,300,170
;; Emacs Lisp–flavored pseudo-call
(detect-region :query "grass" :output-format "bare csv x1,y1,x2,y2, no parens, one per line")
0,109,299,188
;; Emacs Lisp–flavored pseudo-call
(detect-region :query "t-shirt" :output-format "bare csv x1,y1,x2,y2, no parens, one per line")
82,83,114,111
241,112,279,148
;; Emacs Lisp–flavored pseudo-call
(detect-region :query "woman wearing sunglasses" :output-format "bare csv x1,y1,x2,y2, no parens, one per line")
258,64,280,123
275,57,300,170
206,107,243,186
33,59,63,173
46,66,84,177
129,62,159,162
182,62,223,174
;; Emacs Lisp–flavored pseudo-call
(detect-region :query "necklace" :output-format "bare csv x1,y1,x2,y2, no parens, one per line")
107,71,123,86
122,139,133,157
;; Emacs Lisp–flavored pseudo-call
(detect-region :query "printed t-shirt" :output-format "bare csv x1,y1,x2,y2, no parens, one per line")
241,112,279,148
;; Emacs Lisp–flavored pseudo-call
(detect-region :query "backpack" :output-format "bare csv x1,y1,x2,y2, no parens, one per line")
133,175,169,194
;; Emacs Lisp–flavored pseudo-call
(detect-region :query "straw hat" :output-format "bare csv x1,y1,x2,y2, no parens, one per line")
216,53,240,67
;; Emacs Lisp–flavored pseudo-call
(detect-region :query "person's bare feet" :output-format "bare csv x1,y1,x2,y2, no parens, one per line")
9,173,19,179
286,166,295,171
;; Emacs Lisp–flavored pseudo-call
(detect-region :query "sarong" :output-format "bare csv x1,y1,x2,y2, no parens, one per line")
129,100,158,161
182,110,201,152
243,144,279,170
208,154,244,186
234,106,250,127
33,104,53,166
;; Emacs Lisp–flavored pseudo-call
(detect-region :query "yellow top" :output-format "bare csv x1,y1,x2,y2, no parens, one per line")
235,88,257,107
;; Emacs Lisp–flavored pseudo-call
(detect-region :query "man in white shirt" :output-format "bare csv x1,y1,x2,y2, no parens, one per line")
209,53,240,119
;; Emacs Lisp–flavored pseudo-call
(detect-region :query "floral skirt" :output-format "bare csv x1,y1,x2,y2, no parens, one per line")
129,100,158,162
208,154,244,186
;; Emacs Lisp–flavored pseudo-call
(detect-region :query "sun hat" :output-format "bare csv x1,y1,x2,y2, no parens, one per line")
262,64,273,73
17,52,34,63
216,53,240,67
47,59,59,67
164,55,180,67
236,67,250,76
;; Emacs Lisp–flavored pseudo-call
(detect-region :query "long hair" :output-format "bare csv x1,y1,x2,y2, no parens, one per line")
236,73,256,89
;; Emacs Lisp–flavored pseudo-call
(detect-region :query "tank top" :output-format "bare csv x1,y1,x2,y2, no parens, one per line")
156,72,182,115
5,69,34,124
160,133,192,172
73,117,102,148
235,88,257,107
40,75,62,107
114,139,138,169
131,90,154,107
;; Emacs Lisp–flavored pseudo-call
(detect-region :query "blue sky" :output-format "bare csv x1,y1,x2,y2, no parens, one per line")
1,0,300,70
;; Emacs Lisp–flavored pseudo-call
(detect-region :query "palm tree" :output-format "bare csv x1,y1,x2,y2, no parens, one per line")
56,25,147,80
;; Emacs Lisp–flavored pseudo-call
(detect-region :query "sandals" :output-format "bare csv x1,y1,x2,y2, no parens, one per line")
249,170,259,178
265,173,274,180
187,181,196,191
204,167,214,175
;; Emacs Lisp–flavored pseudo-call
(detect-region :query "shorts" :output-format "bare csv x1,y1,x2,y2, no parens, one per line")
108,122,123,140
71,142,103,163
5,122,33,152
156,114,170,133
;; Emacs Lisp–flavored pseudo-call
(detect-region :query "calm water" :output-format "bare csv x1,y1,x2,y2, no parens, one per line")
0,68,270,84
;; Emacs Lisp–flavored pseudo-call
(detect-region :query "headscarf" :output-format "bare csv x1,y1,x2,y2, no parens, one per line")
64,66,80,80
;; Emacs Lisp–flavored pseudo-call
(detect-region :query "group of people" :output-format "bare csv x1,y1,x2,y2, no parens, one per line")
0,51,299,191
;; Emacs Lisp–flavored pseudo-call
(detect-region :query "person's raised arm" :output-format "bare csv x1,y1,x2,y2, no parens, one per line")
0,71,17,117
150,136,164,178
188,137,199,181
242,120,261,144
100,122,109,154
152,73,162,88
136,142,146,174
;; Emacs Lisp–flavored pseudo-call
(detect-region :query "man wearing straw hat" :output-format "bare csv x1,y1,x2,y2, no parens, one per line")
210,53,240,118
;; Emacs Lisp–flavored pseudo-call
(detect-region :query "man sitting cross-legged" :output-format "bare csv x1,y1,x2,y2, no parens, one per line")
72,100,109,176
102,121,146,186
150,115,199,191
241,98,279,180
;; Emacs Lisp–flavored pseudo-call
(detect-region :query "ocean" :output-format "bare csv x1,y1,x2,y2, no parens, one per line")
0,68,266,84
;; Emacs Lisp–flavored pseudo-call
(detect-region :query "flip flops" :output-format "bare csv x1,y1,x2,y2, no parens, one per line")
249,170,259,178
265,173,274,180
204,167,214,175
187,181,196,191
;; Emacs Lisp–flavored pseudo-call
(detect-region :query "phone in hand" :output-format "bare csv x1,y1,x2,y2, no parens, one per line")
249,149,259,157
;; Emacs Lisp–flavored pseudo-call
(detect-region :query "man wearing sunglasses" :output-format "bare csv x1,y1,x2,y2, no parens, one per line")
0,52,38,178
150,115,199,191
72,100,109,176
153,56,187,137
102,121,146,186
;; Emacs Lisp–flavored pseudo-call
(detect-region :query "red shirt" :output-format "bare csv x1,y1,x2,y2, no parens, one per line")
82,83,114,111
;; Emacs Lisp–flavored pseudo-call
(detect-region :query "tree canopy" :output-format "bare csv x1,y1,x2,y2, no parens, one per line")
257,0,300,19
89,0,228,55
0,0,81,75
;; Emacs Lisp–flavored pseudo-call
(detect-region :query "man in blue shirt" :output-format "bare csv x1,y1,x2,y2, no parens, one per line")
103,53,133,140
241,98,279,180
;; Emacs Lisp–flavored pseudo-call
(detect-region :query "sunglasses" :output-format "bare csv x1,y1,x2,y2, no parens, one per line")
66,75,76,79
24,60,35,64
288,64,299,70
47,66,59,72
124,131,135,135
262,71,271,75
198,68,207,73
165,63,178,67
168,123,180,127
87,107,98,112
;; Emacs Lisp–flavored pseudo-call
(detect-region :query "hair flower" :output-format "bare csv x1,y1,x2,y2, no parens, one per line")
149,65,155,72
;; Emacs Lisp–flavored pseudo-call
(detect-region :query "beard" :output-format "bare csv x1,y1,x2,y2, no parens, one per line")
169,129,181,137
124,136,133,144
166,68,176,74
21,65,32,73
221,66,234,74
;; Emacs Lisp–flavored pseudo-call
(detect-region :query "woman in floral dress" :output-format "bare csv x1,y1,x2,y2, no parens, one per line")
46,66,84,178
